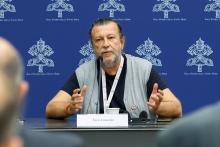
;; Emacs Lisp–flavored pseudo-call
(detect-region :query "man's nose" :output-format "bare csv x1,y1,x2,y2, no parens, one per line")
103,38,110,47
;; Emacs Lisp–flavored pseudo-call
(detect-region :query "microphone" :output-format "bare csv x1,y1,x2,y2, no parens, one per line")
129,111,158,125
139,111,158,124
139,111,148,122
129,111,148,125
97,56,103,113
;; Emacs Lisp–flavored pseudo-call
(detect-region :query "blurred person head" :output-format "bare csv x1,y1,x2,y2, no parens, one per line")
0,37,28,147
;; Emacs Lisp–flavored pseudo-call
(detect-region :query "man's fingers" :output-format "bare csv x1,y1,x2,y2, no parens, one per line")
72,87,85,100
70,103,82,109
67,87,86,115
147,101,159,112
70,85,87,112
66,104,80,114
67,100,83,111
151,95,161,105
71,93,81,101
158,89,164,96
152,83,158,94
147,102,154,107
73,88,81,94
157,93,163,102
147,102,156,111
148,93,162,112
72,85,87,97
72,98,83,104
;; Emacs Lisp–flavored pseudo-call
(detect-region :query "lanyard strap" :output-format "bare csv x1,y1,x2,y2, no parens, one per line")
102,55,124,113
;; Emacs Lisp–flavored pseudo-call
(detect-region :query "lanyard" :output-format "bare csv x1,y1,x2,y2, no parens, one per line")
102,55,124,113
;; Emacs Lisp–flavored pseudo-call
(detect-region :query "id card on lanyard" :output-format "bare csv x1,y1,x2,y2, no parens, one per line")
101,55,124,113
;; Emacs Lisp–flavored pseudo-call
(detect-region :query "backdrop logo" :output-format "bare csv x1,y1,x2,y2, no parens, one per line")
26,38,59,76
136,38,167,75
204,0,220,21
0,0,22,22
0,0,16,18
46,0,78,22
185,38,217,76
47,0,73,18
98,0,130,21
78,41,96,65
152,0,185,21
136,38,162,66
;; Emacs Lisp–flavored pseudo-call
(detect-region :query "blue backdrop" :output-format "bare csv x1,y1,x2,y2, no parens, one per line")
0,0,219,118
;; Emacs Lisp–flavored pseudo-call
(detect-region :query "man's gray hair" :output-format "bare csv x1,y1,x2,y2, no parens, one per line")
89,18,124,41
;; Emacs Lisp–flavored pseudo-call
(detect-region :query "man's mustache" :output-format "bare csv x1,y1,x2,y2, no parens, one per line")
100,48,113,55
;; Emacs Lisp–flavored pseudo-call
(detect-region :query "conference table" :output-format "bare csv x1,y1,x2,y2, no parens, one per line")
24,118,173,147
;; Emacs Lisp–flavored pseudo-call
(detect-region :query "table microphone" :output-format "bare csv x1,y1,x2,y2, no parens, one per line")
128,111,149,125
139,111,148,122
97,56,103,113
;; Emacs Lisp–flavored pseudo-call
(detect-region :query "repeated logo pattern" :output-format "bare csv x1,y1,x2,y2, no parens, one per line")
186,38,214,72
153,0,180,19
0,0,16,18
98,0,125,18
46,0,74,18
27,38,55,73
78,41,96,65
204,0,220,18
136,38,162,66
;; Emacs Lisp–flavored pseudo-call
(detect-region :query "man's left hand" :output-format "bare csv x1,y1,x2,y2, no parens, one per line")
147,83,164,112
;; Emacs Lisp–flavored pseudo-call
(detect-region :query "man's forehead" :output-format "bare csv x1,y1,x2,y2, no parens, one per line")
92,22,119,35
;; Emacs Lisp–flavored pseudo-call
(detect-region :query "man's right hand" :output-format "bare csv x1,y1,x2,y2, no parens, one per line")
66,85,87,115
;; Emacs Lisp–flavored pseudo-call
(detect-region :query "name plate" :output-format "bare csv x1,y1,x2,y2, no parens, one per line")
77,114,128,128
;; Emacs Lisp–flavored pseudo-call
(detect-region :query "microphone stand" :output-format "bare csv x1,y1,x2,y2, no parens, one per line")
96,57,103,114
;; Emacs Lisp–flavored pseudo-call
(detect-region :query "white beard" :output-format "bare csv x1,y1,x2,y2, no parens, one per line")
102,53,121,68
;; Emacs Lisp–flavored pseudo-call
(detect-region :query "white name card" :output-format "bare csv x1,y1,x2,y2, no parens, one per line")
77,114,128,128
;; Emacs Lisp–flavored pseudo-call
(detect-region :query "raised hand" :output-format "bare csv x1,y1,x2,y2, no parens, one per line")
147,83,163,112
66,85,87,114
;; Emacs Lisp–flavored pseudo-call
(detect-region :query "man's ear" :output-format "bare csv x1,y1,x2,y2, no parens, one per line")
18,80,29,102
